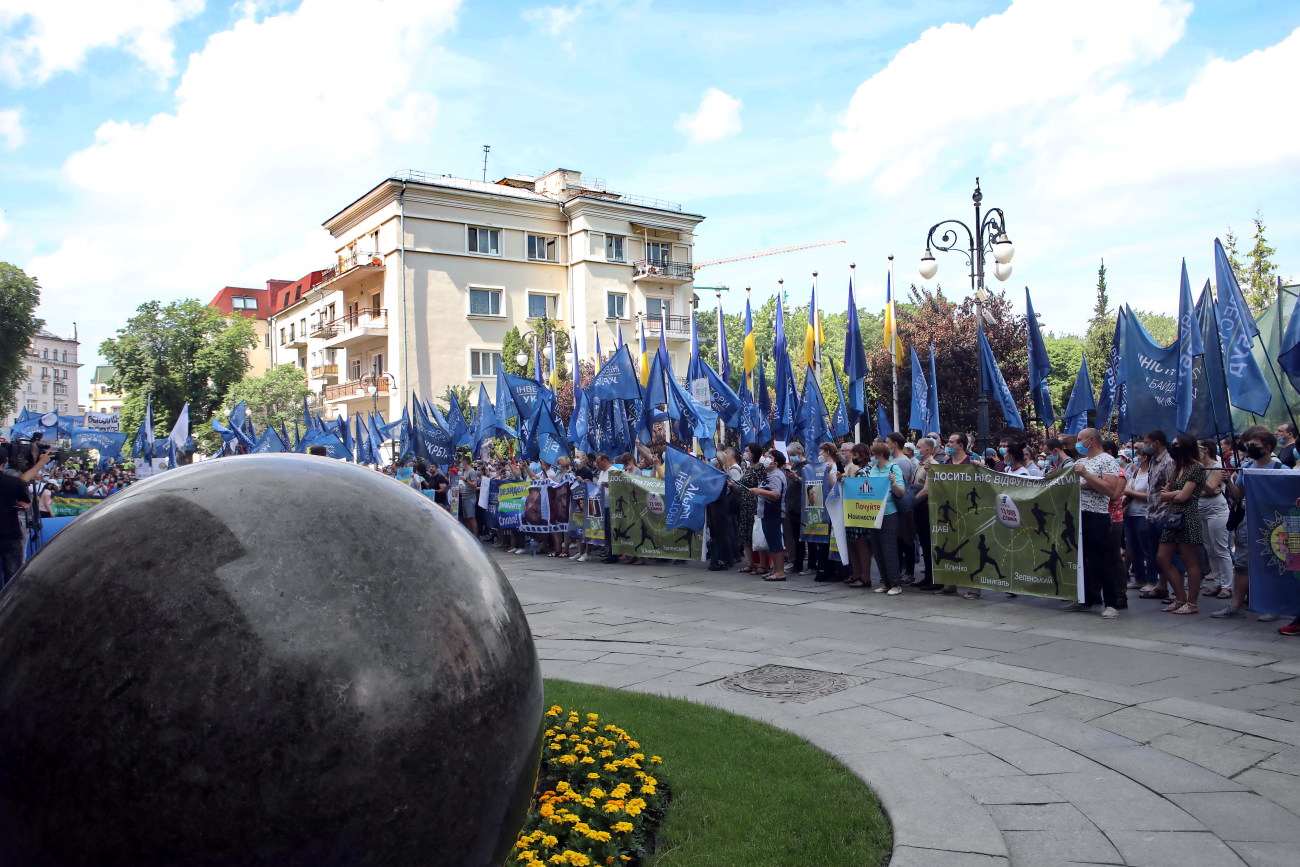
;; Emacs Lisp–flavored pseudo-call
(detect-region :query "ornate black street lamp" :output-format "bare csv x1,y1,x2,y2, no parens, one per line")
918,177,1016,451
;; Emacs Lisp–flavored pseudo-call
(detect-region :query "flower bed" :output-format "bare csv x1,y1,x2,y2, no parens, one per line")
513,705,666,866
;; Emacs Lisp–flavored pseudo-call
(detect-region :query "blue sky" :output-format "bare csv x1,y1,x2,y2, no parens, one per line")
2,0,1298,381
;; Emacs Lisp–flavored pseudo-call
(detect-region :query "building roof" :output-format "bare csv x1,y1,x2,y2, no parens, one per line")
91,365,116,385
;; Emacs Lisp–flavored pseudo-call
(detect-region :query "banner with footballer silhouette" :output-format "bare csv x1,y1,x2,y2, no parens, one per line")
927,465,1083,601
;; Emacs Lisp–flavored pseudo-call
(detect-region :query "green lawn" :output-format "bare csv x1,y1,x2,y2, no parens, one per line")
543,679,893,867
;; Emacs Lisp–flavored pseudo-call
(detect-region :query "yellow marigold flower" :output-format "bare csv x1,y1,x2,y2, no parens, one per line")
650,756,662,764
516,839,530,849
627,740,640,749
633,753,644,761
586,772,600,780
587,712,599,720
590,788,606,799
581,797,596,808
580,756,595,765
557,755,577,766
604,763,619,772
612,821,634,833
641,785,655,795
556,782,571,792
547,706,562,716
599,750,613,758
516,850,536,861
541,835,558,848
603,801,623,814
574,823,590,834
587,830,611,843
565,854,591,867
539,804,555,819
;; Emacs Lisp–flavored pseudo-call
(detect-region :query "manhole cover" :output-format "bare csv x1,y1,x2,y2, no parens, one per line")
718,664,862,703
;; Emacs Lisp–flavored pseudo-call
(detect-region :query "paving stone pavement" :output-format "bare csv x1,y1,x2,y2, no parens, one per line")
494,550,1300,867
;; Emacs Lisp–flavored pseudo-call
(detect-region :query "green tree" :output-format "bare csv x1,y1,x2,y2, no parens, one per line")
1083,259,1114,395
1132,310,1177,346
1042,332,1084,422
1244,211,1280,313
1222,227,1248,291
501,327,526,377
101,299,258,437
192,364,310,456
0,263,44,420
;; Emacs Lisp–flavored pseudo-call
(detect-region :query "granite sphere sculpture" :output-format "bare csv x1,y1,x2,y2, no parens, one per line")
0,454,543,867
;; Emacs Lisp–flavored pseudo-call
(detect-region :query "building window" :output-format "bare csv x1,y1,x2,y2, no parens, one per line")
607,293,627,320
351,359,362,380
232,296,258,310
527,293,557,319
527,234,557,262
279,327,286,345
25,399,37,411
372,353,384,374
40,367,47,378
299,318,306,336
647,241,671,264
288,324,295,342
469,287,503,317
41,383,47,394
467,226,501,255
646,297,671,318
606,235,625,262
62,350,68,362
470,350,501,378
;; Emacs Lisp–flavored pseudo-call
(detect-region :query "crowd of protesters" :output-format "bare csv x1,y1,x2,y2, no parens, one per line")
397,423,1300,638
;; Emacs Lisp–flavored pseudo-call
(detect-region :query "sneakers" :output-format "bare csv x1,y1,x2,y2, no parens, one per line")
575,553,588,562
886,587,902,596
1279,622,1300,636
1060,601,1093,613
1101,606,1119,619
1258,613,1281,622
1210,604,1243,618
873,586,888,593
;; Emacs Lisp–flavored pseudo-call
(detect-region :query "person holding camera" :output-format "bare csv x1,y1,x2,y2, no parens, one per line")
1,446,52,586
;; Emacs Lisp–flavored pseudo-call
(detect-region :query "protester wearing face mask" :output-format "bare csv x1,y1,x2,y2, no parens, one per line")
1214,426,1287,623
1275,423,1298,468
1061,428,1127,618
945,433,971,466
748,449,789,581
1044,437,1075,472
866,443,907,595
844,443,875,588
1153,433,1208,616
1125,447,1158,595
912,437,939,590
736,444,766,575
1139,430,1175,600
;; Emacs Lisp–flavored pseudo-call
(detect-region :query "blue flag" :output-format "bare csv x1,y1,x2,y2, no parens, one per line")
252,426,287,454
1096,308,1126,425
664,445,728,533
978,324,1024,429
1243,468,1300,616
300,431,348,459
446,390,471,448
829,358,851,439
771,298,800,441
927,344,940,437
414,400,455,468
907,344,930,433
1117,308,1180,440
588,344,642,402
71,429,129,459
876,404,892,439
844,276,867,424
1025,288,1054,426
755,360,772,445
1278,287,1300,392
1175,259,1205,434
702,361,742,429
716,303,731,384
1215,237,1271,415
799,366,831,447
1062,356,1095,435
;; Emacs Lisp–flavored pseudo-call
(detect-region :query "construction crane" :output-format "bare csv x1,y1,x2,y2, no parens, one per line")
693,238,846,272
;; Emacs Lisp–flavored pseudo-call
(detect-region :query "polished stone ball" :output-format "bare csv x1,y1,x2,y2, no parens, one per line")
0,454,543,867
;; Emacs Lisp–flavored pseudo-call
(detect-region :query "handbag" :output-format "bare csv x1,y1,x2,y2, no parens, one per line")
1163,512,1184,532
1226,498,1246,532
752,517,769,552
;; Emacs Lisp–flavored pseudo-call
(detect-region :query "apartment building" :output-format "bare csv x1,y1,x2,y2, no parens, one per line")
268,168,704,419
207,273,325,378
2,328,83,429
87,365,123,414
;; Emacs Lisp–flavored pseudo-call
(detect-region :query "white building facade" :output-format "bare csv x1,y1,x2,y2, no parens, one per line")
2,329,83,429
269,169,704,419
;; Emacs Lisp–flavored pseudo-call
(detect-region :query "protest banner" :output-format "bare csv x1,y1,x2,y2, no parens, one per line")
800,463,829,541
521,482,571,534
584,482,606,544
608,471,703,559
842,476,890,529
569,483,586,539
50,495,105,517
493,480,529,531
82,411,121,432
1243,468,1300,616
927,465,1082,600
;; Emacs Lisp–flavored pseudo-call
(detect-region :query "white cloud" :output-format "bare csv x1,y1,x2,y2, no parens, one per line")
523,3,585,36
0,107,23,149
0,210,9,240
830,0,1192,193
26,0,462,362
675,87,743,144
0,0,205,85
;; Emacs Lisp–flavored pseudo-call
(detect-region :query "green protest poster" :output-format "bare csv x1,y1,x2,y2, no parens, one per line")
495,480,530,530
608,471,703,560
927,465,1082,601
584,482,606,543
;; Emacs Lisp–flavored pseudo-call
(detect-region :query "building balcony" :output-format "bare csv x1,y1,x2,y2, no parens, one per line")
642,314,691,340
323,308,389,349
284,330,308,349
323,377,391,404
633,260,693,284
310,364,339,382
309,320,339,340
318,250,384,295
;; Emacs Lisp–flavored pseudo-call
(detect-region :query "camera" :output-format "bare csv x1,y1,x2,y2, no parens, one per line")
0,436,66,473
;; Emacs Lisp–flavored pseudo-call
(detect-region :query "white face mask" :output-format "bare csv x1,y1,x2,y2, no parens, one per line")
760,456,773,468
